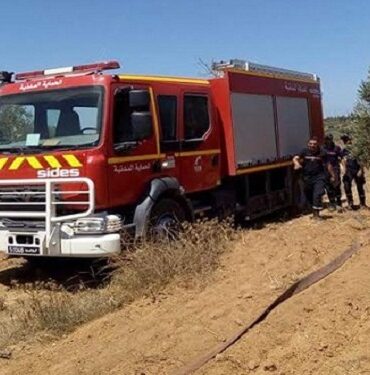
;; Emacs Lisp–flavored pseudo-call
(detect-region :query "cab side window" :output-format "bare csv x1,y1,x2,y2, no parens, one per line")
184,95,210,140
113,88,132,143
113,88,152,144
158,95,177,141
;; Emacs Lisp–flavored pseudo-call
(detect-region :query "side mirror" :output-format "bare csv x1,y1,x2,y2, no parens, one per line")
131,111,152,140
129,90,150,108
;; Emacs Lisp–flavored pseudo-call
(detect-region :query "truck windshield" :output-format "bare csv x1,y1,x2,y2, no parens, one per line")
0,86,103,151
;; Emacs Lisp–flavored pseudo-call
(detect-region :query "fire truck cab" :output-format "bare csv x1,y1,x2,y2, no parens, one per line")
0,60,323,258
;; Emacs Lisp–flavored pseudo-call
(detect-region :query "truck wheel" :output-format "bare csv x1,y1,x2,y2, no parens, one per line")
149,198,186,239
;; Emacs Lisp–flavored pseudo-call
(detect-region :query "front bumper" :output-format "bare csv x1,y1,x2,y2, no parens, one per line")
62,233,121,257
0,229,121,258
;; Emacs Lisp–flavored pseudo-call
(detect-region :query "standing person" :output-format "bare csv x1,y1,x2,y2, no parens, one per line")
322,134,342,210
341,134,366,209
293,136,335,220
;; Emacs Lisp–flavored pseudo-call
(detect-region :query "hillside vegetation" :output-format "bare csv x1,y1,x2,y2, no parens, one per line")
324,116,352,140
325,67,370,166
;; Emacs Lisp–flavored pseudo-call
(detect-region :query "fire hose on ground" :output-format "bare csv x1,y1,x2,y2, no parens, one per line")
172,240,363,375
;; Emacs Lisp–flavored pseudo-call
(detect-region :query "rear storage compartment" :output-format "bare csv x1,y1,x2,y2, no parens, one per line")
210,62,323,218
210,65,323,176
231,93,278,166
231,93,312,167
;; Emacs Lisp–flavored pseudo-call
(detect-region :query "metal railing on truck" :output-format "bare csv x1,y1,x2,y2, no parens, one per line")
0,178,95,248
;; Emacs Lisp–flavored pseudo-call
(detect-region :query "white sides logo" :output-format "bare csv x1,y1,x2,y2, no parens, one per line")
37,168,80,178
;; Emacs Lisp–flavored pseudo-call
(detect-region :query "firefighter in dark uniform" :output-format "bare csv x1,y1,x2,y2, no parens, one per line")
341,134,366,209
293,137,335,219
322,134,342,210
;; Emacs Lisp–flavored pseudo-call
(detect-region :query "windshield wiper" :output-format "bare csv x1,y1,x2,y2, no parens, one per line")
0,146,43,154
0,142,98,154
39,141,98,150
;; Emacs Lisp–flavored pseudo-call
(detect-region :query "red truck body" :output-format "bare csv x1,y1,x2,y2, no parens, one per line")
0,60,323,257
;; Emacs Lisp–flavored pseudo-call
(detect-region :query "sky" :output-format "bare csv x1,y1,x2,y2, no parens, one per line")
1,0,369,117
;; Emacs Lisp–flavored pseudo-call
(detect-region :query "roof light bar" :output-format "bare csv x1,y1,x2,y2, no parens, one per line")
15,60,120,81
44,66,74,76
212,59,318,81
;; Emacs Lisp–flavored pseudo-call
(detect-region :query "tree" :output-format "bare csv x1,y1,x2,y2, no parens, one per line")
324,115,352,140
0,105,33,144
197,58,219,77
351,68,370,165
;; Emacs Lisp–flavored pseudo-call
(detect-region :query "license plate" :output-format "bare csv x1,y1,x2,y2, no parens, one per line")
8,246,41,255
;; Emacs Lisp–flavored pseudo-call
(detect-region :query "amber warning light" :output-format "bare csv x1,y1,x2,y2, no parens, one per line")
15,60,120,80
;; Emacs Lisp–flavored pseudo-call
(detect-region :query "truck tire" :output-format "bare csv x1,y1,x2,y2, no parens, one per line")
149,198,186,239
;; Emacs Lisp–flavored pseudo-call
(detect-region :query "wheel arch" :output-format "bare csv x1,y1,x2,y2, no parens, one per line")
133,177,193,237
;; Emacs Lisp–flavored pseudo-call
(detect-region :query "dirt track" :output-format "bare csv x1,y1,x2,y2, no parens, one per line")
1,207,370,374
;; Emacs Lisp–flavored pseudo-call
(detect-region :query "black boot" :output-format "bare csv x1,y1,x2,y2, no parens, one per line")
360,196,367,208
312,209,323,220
336,197,343,208
328,203,336,212
347,199,355,210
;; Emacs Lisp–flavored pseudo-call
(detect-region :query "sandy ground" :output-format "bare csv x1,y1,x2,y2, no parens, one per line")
199,246,370,375
0,206,370,374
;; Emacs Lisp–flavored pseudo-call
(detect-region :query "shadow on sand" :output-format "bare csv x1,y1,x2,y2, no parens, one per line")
0,257,114,292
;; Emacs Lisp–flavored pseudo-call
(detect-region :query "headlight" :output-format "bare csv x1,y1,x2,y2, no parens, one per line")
74,215,121,234
74,218,105,234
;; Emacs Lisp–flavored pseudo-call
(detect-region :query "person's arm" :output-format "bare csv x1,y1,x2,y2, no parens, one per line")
337,147,343,163
341,157,347,176
293,155,302,170
322,149,335,181
357,165,365,177
293,149,305,170
327,162,336,182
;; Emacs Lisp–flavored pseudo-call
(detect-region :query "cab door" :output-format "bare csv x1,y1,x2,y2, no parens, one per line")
177,90,221,192
108,84,161,207
154,86,181,181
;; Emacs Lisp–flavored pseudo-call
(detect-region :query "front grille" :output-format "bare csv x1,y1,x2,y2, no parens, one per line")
0,178,95,233
0,185,47,212
0,218,45,231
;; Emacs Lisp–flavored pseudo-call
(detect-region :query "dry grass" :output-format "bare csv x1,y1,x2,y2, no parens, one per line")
0,219,238,349
112,219,237,295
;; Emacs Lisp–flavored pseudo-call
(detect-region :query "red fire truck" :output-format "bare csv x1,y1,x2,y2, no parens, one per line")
0,59,323,258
